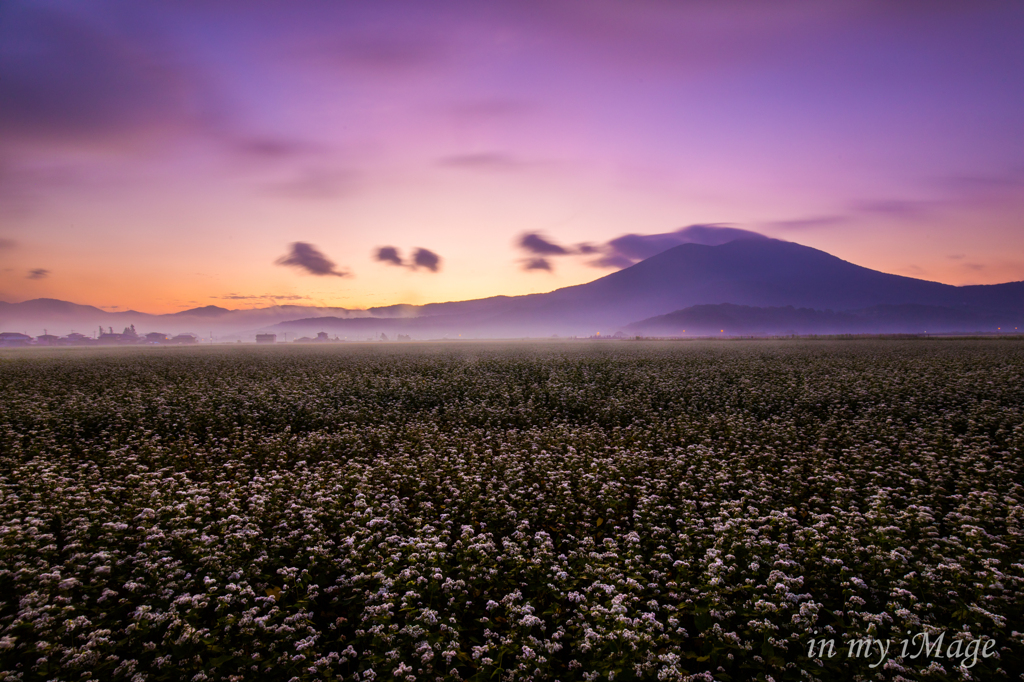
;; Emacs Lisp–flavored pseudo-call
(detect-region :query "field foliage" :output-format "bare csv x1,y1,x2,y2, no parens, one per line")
1,341,1022,681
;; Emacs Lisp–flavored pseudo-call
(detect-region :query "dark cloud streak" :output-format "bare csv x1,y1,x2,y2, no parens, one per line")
274,242,350,277
522,257,552,272
596,225,766,267
437,153,526,172
518,232,571,256
263,168,357,200
216,293,311,301
516,224,768,273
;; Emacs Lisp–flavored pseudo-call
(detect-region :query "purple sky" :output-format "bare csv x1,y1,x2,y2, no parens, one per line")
2,1,1023,312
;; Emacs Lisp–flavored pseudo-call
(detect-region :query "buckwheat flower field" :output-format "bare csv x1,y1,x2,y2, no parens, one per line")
1,340,1022,682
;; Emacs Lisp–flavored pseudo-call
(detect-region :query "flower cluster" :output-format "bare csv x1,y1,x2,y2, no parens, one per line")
0,341,1022,681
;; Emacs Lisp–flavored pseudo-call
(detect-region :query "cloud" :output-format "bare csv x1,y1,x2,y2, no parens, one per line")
938,168,1024,193
231,136,323,161
0,238,15,250
27,268,49,279
375,246,405,266
588,224,767,268
374,245,442,272
263,168,357,199
515,224,766,273
764,215,850,231
853,199,931,219
412,248,441,272
437,152,526,172
0,5,200,150
448,98,532,122
274,242,350,277
518,232,571,256
522,257,552,272
216,293,311,301
307,34,446,75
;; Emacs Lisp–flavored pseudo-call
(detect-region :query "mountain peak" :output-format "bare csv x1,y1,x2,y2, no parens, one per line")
173,305,232,317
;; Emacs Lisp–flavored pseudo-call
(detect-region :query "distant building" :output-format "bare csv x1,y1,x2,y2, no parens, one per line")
97,333,124,344
145,332,168,343
62,333,92,346
315,331,329,342
169,333,198,344
35,334,60,346
0,332,32,347
255,333,277,344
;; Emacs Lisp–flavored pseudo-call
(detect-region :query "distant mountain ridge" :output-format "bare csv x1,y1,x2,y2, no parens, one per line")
0,299,371,338
3,238,1023,338
270,238,1024,337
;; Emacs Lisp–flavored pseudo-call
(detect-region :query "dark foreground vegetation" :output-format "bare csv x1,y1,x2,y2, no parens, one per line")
1,341,1022,681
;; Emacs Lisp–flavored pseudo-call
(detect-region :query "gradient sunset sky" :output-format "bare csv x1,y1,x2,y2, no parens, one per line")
2,1,1023,313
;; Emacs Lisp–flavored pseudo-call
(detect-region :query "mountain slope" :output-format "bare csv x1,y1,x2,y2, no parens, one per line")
625,303,1022,336
5,238,1023,338
482,239,1021,330
300,239,1021,336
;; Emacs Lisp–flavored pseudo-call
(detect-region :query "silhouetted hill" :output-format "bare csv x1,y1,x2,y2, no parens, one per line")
5,238,1024,339
0,299,370,338
172,305,231,317
478,239,1023,332
272,239,1021,336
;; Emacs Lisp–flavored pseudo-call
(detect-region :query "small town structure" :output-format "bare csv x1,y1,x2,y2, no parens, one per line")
255,333,277,344
0,332,33,347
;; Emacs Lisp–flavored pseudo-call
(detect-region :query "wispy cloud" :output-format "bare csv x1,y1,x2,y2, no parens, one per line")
263,168,357,199
229,136,325,162
518,232,571,256
437,152,527,172
27,268,49,279
216,293,312,301
592,224,765,268
853,199,932,219
0,4,201,150
447,98,532,122
515,224,767,272
0,238,16,250
274,242,350,277
308,35,447,75
764,215,850,231
522,257,552,272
